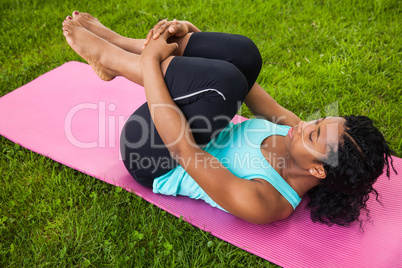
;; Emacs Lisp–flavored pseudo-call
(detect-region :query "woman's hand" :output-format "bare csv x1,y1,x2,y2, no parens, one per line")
143,19,199,47
141,30,178,64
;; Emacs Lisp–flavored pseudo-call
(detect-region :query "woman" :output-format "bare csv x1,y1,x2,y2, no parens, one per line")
62,12,396,226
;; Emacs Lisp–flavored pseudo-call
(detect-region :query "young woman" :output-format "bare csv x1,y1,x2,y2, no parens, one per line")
62,12,396,226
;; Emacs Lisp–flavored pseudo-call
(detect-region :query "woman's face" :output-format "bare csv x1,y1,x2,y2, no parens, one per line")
285,117,346,177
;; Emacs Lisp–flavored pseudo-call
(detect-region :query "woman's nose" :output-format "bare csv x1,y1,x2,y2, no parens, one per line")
297,121,305,134
299,121,308,134
298,120,314,135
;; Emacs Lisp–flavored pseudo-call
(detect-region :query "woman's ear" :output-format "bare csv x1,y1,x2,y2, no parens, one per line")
309,165,327,179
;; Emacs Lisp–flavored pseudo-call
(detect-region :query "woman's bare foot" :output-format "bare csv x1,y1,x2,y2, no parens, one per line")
62,16,116,81
72,11,144,54
71,12,117,43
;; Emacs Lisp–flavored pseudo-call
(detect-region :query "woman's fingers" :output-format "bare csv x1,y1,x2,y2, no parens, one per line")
168,19,178,32
167,42,179,54
144,19,167,46
152,19,170,39
169,20,190,38
144,29,154,46
168,19,179,34
144,19,182,47
160,27,175,40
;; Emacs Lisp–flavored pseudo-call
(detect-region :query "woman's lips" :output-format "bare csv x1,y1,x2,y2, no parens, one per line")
288,126,294,140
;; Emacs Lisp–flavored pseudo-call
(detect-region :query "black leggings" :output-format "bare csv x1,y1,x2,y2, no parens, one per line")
120,32,262,188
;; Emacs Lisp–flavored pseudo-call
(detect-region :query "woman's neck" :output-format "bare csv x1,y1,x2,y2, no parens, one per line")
280,157,322,197
261,135,321,197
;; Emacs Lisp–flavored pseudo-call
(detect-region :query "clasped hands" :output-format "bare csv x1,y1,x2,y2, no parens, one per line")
140,19,192,64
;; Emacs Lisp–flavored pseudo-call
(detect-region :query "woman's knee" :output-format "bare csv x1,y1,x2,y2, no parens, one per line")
168,33,194,56
211,60,249,102
160,56,176,77
230,35,262,89
184,32,262,86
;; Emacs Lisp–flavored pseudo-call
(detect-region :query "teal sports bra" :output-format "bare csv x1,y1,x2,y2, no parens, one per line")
153,119,302,210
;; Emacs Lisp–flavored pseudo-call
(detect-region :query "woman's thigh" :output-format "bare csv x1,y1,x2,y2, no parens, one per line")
183,32,262,91
120,56,248,187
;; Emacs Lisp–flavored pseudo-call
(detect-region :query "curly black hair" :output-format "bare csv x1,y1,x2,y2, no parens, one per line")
306,115,397,227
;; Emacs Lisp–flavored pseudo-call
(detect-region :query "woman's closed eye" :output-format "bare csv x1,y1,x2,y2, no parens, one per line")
309,118,323,142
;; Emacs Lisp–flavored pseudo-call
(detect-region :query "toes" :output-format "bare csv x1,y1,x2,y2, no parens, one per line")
72,11,88,25
78,12,99,23
81,13,93,20
62,24,70,36
64,15,72,24
62,15,78,34
63,16,70,27
73,11,86,24
63,16,73,26
72,10,79,18
62,23,70,33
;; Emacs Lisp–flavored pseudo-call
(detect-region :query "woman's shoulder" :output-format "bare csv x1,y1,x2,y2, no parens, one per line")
237,118,291,136
251,178,295,222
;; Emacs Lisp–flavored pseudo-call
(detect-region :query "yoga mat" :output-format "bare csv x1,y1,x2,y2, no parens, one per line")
0,61,401,267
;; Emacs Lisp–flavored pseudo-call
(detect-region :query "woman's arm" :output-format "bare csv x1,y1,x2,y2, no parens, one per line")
145,20,301,127
140,31,290,224
244,83,301,127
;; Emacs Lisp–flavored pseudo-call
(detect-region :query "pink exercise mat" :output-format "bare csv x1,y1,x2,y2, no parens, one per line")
0,61,401,267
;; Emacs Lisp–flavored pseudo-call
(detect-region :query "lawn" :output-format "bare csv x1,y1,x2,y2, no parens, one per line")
1,0,401,266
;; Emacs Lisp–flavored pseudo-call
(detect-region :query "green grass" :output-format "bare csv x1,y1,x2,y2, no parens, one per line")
1,0,401,266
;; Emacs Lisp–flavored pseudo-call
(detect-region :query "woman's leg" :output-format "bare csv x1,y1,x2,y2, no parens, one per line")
63,16,152,85
121,56,249,187
63,15,260,187
72,11,191,56
182,32,262,91
71,11,262,87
